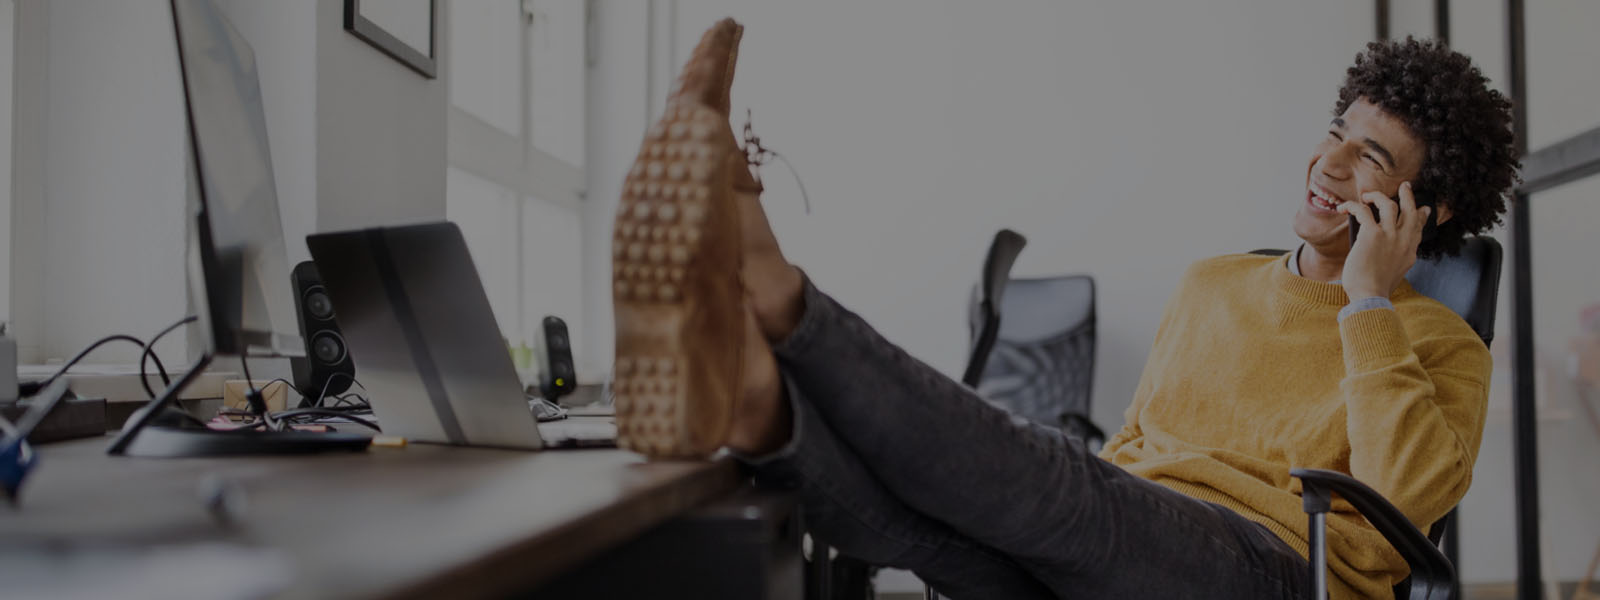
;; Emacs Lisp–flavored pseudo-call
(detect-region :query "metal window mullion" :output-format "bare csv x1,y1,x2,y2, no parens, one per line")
1504,0,1543,598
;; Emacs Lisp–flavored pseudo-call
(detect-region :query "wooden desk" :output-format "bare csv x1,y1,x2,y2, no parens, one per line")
0,435,742,599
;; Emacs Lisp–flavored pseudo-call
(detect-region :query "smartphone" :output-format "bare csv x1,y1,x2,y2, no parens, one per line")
1349,188,1438,246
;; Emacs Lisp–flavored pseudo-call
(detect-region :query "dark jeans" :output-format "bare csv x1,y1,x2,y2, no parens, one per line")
739,280,1311,599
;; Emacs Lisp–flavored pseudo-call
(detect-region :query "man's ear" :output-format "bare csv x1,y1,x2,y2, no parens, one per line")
1433,201,1453,225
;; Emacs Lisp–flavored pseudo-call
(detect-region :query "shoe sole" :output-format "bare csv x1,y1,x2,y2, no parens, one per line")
613,102,745,459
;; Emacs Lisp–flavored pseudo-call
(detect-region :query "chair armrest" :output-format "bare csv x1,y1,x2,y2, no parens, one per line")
1290,468,1457,600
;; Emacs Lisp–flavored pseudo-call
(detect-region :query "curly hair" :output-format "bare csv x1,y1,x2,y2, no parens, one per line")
1334,37,1520,259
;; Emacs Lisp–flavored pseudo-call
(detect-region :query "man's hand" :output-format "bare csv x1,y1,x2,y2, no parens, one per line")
1338,182,1433,301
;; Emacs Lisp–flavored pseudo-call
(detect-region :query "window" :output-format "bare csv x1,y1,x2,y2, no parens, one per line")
446,0,589,368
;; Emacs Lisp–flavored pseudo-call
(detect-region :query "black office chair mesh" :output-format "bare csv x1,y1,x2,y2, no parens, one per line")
965,274,1104,447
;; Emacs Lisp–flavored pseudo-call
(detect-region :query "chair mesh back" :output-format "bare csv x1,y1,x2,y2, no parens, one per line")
1403,236,1502,345
968,276,1096,433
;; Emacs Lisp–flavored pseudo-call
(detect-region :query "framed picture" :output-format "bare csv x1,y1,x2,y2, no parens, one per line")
344,0,437,79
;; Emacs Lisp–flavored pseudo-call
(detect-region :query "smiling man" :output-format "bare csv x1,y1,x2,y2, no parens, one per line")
611,27,1518,599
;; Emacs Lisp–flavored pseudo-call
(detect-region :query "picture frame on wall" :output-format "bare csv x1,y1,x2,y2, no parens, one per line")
344,0,437,79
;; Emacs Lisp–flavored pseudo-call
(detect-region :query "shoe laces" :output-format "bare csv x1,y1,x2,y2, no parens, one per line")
742,109,812,215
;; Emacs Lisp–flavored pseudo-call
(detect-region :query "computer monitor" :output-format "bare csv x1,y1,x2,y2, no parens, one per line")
173,0,302,358
106,0,369,456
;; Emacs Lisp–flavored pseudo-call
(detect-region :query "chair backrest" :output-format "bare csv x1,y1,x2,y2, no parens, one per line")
966,275,1098,437
1250,236,1503,346
1404,237,1503,345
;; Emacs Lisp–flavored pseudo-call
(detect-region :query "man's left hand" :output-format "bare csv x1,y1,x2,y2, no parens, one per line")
1338,182,1433,301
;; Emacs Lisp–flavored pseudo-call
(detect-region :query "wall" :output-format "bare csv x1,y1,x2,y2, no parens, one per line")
315,0,446,231
7,0,43,361
585,0,1372,431
580,1,651,373
25,0,191,365
210,0,319,267
7,0,446,373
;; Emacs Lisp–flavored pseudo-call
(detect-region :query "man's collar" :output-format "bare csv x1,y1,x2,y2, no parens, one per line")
1289,244,1340,285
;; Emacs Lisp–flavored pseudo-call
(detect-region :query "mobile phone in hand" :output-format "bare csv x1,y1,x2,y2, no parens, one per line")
1349,188,1439,246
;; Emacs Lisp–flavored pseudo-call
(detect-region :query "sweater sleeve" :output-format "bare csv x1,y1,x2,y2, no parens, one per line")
1339,308,1492,529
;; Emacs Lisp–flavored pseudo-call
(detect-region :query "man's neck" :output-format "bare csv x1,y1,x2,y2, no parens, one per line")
1297,244,1346,283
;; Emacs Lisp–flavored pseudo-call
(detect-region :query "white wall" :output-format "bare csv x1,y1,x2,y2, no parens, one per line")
586,0,1372,426
8,0,445,372
29,0,190,364
8,0,44,362
315,0,446,230
210,0,319,267
581,1,650,374
1389,0,1435,40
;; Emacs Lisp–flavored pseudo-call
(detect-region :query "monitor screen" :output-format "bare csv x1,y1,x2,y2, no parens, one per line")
172,0,301,357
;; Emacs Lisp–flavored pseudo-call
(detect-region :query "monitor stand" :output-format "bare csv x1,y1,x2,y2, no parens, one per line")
107,353,370,457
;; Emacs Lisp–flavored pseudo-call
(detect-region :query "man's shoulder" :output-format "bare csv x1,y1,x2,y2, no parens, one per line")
1393,291,1486,346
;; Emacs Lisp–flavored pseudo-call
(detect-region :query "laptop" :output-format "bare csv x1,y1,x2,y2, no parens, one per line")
305,222,614,450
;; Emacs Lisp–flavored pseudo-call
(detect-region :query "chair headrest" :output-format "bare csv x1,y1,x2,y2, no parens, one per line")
970,275,1095,343
1404,236,1502,345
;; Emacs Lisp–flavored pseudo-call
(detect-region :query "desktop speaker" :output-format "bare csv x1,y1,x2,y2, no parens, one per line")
538,316,576,403
289,261,355,404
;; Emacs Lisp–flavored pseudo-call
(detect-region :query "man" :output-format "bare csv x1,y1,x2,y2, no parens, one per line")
609,21,1518,599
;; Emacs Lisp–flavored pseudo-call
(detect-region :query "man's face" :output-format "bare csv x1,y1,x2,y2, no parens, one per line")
1293,98,1426,254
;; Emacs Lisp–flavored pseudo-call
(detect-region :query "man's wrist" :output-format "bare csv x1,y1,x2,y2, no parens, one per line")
1339,296,1396,322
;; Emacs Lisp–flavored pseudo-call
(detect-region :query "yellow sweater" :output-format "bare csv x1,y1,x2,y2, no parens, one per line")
1100,253,1491,599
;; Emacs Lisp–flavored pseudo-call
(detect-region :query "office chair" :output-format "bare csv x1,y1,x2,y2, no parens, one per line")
965,273,1103,447
1256,235,1503,600
809,231,1036,600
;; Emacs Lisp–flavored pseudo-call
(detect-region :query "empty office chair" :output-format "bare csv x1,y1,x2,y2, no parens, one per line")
1258,235,1503,600
966,274,1103,446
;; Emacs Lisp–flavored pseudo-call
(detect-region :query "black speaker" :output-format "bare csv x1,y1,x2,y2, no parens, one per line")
290,261,355,405
538,316,576,403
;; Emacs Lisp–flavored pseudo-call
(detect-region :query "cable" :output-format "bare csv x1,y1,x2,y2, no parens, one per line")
330,392,370,409
237,352,284,432
311,372,363,408
21,334,152,397
253,378,308,406
137,316,198,399
270,408,380,432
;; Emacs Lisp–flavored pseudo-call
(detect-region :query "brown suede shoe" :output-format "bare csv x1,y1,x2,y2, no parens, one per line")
613,19,754,458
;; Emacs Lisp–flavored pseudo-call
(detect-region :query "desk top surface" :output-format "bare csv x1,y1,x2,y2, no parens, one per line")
0,432,741,600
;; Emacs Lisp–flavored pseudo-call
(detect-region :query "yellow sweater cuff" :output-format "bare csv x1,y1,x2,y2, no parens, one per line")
1339,307,1412,371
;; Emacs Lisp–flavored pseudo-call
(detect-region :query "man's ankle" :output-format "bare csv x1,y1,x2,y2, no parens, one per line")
727,380,794,456
748,262,805,343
